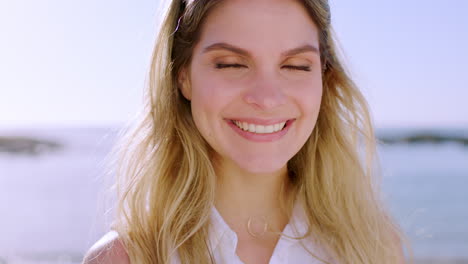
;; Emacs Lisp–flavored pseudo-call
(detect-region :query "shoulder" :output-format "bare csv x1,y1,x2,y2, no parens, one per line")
82,231,130,264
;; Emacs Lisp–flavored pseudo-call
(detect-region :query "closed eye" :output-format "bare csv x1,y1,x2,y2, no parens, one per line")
215,63,248,69
282,65,311,72
215,63,310,71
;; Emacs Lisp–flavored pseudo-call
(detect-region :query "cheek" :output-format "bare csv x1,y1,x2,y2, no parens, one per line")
293,78,323,115
308,85,323,113
189,72,239,129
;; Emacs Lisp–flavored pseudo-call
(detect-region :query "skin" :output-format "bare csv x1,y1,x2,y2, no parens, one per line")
82,231,130,264
178,0,323,263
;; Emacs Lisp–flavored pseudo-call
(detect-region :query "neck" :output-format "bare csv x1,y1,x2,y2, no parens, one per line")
213,158,293,235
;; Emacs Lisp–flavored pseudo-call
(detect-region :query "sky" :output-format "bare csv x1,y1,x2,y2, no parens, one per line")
0,0,467,129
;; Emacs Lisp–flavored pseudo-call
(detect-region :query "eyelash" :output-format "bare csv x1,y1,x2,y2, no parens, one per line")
215,63,311,72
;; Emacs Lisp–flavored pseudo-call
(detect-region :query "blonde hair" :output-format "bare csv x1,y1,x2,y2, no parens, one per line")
111,0,409,263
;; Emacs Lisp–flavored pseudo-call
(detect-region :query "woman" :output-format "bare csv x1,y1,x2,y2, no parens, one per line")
83,0,407,263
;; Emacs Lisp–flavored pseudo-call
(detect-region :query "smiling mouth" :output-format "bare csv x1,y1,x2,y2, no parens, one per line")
230,120,289,134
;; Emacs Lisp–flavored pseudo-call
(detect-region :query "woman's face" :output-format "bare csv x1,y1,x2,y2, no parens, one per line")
179,0,323,174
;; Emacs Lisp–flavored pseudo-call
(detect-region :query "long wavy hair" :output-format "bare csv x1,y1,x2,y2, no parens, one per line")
110,0,408,263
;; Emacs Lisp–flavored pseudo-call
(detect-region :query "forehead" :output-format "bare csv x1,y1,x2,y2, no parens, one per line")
195,0,320,54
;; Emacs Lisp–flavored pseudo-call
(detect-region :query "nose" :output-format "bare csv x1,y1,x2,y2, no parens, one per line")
243,71,287,110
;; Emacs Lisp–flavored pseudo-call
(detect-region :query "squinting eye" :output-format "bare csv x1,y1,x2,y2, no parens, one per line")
282,65,311,72
215,63,248,69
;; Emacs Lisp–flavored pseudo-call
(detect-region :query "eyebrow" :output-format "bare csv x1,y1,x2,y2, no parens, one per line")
202,42,320,57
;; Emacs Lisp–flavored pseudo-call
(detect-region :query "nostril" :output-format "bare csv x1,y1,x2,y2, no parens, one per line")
243,93,286,110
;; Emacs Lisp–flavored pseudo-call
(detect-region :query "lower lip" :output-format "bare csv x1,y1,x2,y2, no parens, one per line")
226,119,294,142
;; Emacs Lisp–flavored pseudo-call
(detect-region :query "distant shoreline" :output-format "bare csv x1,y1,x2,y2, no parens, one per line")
0,136,62,155
378,132,468,146
0,129,467,155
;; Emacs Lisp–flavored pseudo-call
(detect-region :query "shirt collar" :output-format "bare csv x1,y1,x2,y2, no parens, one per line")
209,204,236,253
208,199,309,253
281,200,309,241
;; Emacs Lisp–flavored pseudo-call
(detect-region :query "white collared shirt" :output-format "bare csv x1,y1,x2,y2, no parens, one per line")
173,202,331,264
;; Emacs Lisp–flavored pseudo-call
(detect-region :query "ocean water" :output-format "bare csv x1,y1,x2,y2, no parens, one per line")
379,143,468,258
0,127,467,263
0,127,118,264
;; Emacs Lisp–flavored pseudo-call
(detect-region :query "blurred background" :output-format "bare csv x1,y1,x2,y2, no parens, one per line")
0,0,467,263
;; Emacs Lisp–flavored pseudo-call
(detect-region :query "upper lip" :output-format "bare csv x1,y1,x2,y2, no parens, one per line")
226,117,293,125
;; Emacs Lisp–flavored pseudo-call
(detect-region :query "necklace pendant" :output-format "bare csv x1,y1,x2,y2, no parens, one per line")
246,216,268,238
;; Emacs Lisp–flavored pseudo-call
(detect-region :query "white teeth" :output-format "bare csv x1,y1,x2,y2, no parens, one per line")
274,123,280,131
248,123,255,132
232,120,288,134
255,125,265,133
